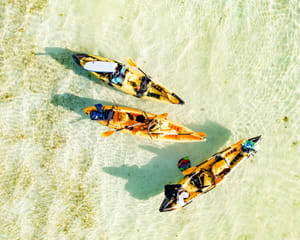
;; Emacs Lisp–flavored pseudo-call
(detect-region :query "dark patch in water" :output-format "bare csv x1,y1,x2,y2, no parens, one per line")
103,121,231,200
0,92,16,101
283,116,288,122
51,93,112,118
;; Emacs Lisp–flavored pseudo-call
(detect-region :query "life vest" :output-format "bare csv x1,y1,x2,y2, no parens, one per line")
89,104,114,122
90,110,105,121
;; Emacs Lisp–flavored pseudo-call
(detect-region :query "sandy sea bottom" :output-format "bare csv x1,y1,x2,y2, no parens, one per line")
0,0,299,239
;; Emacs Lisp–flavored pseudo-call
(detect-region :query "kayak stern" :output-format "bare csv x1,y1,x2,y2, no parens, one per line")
248,135,261,143
159,198,176,212
72,53,89,66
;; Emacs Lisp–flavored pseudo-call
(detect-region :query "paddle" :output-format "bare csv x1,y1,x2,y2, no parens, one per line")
126,57,147,75
101,112,168,137
127,57,166,99
182,166,197,176
126,57,154,81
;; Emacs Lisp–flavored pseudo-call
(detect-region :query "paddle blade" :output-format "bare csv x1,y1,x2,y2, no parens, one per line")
126,57,137,67
195,132,207,141
182,166,197,175
101,131,115,137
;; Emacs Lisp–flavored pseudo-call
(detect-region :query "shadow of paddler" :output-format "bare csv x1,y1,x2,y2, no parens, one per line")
102,120,231,200
51,93,112,118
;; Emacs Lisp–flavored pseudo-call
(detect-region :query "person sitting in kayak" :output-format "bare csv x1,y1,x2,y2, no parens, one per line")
110,64,127,85
136,75,151,97
89,104,114,124
176,188,190,206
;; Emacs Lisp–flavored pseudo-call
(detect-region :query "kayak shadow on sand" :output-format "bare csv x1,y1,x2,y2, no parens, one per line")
102,121,231,200
38,47,120,92
51,93,112,118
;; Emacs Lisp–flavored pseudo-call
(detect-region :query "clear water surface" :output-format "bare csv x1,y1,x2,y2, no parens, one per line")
0,0,299,239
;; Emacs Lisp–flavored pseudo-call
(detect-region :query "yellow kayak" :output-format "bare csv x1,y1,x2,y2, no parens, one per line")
72,53,184,104
159,136,261,212
84,104,206,142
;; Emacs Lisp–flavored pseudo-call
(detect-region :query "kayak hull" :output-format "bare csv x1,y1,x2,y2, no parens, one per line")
73,54,184,104
159,136,261,212
84,105,206,142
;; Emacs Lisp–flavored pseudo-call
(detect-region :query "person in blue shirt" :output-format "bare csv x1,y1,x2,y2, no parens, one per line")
110,65,127,85
89,104,114,124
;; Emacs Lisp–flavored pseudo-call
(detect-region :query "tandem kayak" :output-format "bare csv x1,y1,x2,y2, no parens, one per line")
72,53,184,104
84,104,206,142
159,136,261,212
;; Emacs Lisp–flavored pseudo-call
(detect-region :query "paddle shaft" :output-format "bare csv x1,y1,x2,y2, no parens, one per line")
126,57,157,84
103,113,168,136
117,122,145,131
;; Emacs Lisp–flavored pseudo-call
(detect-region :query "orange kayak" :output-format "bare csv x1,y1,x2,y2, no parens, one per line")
159,136,261,212
84,104,206,142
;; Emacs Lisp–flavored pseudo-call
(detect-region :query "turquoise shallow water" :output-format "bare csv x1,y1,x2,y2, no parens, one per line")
0,0,299,239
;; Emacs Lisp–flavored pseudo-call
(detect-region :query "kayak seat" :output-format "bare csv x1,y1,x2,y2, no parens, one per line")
105,109,114,123
191,174,201,189
211,159,230,178
200,171,214,188
191,170,213,191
